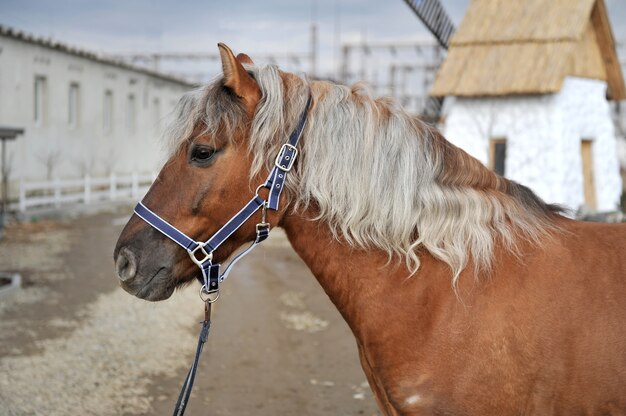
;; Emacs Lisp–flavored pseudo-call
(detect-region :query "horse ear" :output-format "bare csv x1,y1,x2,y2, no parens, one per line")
236,53,254,65
217,43,260,114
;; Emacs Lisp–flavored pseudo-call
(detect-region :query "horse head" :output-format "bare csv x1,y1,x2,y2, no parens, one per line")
113,43,298,301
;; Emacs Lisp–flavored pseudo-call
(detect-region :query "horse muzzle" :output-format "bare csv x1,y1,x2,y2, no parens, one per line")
114,224,180,301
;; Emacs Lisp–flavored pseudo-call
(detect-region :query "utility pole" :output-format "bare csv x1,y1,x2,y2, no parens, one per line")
333,0,341,78
310,0,318,78
310,24,317,78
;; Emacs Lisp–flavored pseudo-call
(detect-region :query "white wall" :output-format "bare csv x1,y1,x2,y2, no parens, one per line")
443,77,622,212
0,35,192,198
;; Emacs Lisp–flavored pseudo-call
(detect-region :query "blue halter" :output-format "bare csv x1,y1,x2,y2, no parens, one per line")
134,94,311,299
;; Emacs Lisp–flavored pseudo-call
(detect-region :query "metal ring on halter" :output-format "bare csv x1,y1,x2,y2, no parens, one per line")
255,183,270,197
199,285,220,303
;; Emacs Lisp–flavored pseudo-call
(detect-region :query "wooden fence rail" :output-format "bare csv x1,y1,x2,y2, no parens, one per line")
17,172,157,212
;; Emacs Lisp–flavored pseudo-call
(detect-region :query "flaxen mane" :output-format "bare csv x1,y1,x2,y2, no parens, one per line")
165,64,563,285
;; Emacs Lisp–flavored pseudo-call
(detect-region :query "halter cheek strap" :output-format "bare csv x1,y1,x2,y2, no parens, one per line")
133,94,312,297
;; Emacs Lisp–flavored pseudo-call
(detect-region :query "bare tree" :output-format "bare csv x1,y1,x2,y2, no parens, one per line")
1,150,14,184
37,149,63,180
102,149,117,176
467,100,499,145
1,150,14,213
75,155,95,177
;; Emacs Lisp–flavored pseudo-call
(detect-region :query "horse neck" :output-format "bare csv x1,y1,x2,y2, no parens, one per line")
279,208,448,340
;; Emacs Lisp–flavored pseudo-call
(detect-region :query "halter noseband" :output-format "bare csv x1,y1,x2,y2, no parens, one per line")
133,94,311,300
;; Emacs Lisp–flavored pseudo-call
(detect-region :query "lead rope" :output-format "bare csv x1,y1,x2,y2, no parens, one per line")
173,300,214,416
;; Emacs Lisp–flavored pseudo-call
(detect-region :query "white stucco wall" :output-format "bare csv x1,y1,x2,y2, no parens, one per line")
0,34,193,197
443,77,622,211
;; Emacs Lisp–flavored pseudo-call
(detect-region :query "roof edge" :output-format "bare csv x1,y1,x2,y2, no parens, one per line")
0,24,195,88
590,0,626,100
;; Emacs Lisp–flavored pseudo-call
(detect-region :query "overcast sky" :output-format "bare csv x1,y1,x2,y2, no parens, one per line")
1,0,625,79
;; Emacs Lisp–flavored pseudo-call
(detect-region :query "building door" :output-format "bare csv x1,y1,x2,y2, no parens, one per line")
581,139,596,209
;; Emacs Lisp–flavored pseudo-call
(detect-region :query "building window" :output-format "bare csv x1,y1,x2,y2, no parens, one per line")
68,83,79,128
489,138,507,176
103,90,113,134
34,76,46,126
126,94,136,134
152,97,161,131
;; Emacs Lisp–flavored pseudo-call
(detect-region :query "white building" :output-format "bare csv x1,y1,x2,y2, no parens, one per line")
431,0,625,212
0,25,193,199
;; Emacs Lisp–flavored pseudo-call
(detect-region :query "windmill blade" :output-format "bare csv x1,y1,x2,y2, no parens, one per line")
402,0,455,49
401,0,456,121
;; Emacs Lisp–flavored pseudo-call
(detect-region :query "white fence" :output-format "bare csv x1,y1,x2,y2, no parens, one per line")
17,172,156,212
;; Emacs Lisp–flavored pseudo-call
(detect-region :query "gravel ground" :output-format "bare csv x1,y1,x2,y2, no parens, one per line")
0,209,380,415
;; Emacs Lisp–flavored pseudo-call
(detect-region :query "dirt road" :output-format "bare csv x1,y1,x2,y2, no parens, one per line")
0,207,379,415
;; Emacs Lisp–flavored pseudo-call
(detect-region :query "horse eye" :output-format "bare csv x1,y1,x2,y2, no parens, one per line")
190,146,217,165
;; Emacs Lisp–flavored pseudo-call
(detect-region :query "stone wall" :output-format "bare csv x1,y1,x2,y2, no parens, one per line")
442,77,622,212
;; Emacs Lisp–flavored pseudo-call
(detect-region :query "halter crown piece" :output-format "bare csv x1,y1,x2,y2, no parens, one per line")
134,94,312,300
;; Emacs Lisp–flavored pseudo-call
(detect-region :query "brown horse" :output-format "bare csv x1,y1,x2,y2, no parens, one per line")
114,44,626,415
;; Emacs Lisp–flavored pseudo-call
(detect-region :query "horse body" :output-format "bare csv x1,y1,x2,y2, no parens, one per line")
283,214,626,415
114,44,626,415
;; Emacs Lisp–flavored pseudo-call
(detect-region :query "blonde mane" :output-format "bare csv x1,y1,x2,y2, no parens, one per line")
167,64,561,285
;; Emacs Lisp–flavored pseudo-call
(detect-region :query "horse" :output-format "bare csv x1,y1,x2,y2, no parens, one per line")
114,43,626,415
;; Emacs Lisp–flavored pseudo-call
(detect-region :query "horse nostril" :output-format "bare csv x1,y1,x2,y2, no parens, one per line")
116,248,138,282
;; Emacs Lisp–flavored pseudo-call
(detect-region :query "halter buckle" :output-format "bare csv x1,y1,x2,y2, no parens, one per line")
274,143,298,172
188,244,212,267
256,222,270,233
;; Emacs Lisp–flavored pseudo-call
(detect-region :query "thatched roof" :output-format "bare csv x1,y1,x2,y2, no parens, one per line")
431,0,625,100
